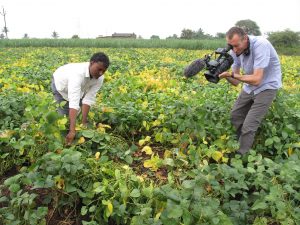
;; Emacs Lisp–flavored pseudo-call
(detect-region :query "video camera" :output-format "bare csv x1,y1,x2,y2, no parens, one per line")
184,44,234,83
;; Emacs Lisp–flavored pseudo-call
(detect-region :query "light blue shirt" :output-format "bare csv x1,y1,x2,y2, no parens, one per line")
231,35,282,95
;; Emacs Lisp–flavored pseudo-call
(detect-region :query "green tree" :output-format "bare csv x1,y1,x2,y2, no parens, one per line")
180,29,195,39
268,29,300,47
2,26,8,38
23,33,29,39
216,32,226,39
166,34,178,39
150,35,160,39
235,19,261,35
71,34,79,39
193,28,205,39
1,7,8,38
51,31,59,39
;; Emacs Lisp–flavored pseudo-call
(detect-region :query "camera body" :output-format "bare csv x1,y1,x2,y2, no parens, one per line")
203,45,234,83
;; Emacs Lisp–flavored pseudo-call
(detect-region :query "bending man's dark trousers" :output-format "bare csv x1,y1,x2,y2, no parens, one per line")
231,89,277,154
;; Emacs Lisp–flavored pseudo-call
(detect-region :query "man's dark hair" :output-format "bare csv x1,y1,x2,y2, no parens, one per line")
90,52,110,68
226,27,247,39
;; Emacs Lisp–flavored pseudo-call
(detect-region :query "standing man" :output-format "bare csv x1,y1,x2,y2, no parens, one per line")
51,52,110,145
219,27,282,155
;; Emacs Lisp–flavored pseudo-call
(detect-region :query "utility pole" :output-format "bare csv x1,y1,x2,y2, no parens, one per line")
0,7,8,38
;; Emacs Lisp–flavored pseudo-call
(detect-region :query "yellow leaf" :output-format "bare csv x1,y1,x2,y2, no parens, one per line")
55,177,65,190
154,207,164,221
212,151,223,162
19,148,24,156
139,139,146,146
155,212,162,221
137,176,144,182
152,120,161,127
97,127,106,133
102,107,114,113
34,131,43,137
119,85,127,93
54,132,61,139
144,160,155,169
158,114,165,120
89,111,95,119
57,118,68,126
97,123,111,133
80,123,88,129
145,136,151,142
141,101,148,109
98,123,111,129
17,87,30,93
202,137,208,145
179,148,187,158
171,138,179,144
95,152,101,160
220,134,227,140
142,146,153,155
164,150,172,159
143,155,161,171
222,157,229,163
0,130,15,139
288,147,293,156
122,165,130,170
75,124,82,131
142,121,147,128
138,136,151,146
107,201,113,215
77,137,85,144
202,159,208,166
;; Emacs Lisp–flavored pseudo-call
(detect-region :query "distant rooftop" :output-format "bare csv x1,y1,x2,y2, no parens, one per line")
111,33,137,38
97,33,137,39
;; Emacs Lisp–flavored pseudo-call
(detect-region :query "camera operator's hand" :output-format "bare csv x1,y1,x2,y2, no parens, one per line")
219,71,241,86
219,71,232,79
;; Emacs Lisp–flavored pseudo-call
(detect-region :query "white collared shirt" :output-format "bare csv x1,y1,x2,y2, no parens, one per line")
53,62,104,110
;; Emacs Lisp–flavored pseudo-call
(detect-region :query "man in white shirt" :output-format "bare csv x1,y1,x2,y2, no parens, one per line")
51,52,110,145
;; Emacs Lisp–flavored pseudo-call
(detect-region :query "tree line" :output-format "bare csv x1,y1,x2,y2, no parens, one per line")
156,19,300,48
1,14,299,48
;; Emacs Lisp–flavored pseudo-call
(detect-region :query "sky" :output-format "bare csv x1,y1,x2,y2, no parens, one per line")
0,0,299,39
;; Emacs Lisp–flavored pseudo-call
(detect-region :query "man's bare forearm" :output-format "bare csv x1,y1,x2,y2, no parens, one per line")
226,76,240,86
81,104,90,125
69,108,78,132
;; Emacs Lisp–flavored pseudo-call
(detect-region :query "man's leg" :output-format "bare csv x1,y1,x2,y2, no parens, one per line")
51,78,69,115
238,89,277,154
230,90,253,140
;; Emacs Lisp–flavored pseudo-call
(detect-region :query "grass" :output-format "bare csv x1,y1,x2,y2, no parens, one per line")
0,38,298,55
0,38,226,50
